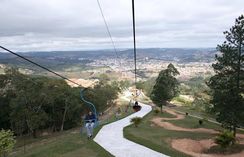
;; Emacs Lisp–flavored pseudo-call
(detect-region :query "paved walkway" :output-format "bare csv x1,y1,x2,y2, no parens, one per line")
93,103,169,157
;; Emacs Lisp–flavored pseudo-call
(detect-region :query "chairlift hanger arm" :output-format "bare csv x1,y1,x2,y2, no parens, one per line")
132,0,137,85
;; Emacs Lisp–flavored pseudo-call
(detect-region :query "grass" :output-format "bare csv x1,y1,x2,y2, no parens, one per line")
174,106,216,120
151,108,177,118
168,115,222,130
156,110,177,118
124,111,223,157
172,106,244,134
11,101,135,157
10,126,113,157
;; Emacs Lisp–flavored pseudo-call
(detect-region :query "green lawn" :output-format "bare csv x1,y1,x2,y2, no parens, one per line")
10,126,113,157
156,111,177,118
174,106,217,120
124,111,222,157
167,115,222,131
10,103,134,157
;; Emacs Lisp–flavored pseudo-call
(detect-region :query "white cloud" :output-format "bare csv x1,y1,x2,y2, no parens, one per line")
0,0,243,51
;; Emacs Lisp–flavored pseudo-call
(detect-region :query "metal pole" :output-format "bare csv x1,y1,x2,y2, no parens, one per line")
132,0,137,85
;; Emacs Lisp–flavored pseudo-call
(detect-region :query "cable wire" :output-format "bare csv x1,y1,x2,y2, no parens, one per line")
96,0,122,68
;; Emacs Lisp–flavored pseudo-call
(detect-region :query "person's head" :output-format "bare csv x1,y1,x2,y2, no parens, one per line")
88,111,92,115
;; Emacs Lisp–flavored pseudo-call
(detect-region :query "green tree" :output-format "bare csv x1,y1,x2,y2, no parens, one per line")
150,64,180,112
135,81,144,90
40,78,82,132
0,67,121,138
118,80,130,90
10,80,48,138
85,82,120,112
1,68,84,135
135,78,156,97
208,15,244,136
0,129,15,157
0,88,12,130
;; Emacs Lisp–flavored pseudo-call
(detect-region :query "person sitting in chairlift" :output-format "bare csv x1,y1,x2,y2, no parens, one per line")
134,101,139,106
85,111,96,139
133,101,141,112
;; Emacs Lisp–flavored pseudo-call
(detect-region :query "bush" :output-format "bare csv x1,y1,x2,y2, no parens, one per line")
199,119,203,125
154,109,160,115
215,130,236,148
130,117,142,127
0,129,16,157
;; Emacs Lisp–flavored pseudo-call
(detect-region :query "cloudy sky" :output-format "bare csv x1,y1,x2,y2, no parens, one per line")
0,0,243,52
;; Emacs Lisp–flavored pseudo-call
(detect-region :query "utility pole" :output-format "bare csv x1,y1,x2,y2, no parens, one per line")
132,0,137,86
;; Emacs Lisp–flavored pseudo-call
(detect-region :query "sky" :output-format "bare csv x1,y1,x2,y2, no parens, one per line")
0,0,243,52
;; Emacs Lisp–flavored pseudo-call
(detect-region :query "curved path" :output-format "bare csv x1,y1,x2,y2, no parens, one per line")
94,103,168,157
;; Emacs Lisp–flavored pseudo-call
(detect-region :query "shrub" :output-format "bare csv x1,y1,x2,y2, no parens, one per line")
199,119,203,125
0,129,16,157
154,109,160,114
130,117,142,127
215,130,236,148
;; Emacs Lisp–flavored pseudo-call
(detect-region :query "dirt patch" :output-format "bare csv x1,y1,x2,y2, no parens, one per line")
66,78,98,87
171,139,244,157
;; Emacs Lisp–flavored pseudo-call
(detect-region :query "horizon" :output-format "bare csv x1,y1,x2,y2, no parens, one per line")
0,47,217,53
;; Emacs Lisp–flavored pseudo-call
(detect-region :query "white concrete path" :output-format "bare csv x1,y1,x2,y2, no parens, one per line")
93,103,169,157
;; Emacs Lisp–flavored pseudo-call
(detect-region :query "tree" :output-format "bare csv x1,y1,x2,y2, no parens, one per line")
0,129,15,157
85,82,120,112
0,88,12,130
150,63,180,112
0,67,121,138
10,79,48,138
60,87,82,131
41,78,82,132
118,80,130,90
207,15,244,136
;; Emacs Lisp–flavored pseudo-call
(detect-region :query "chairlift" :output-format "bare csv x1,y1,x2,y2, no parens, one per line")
80,88,99,128
133,101,141,112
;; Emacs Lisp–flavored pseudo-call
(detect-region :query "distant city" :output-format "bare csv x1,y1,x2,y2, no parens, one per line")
0,48,216,81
